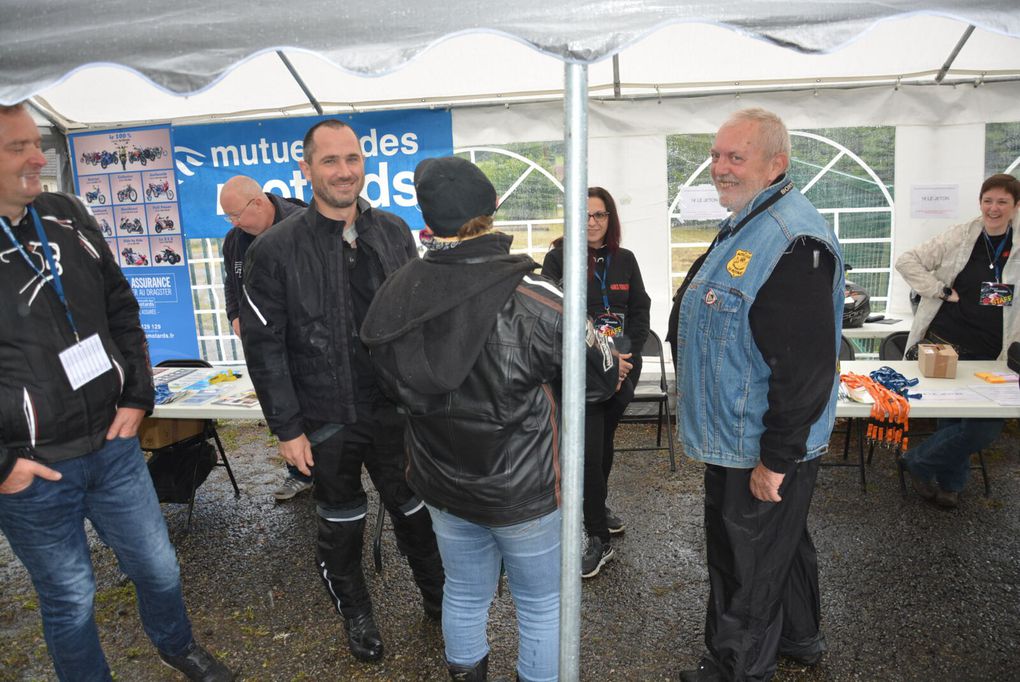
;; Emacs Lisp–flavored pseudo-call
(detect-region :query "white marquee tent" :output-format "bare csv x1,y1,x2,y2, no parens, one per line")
5,3,1020,676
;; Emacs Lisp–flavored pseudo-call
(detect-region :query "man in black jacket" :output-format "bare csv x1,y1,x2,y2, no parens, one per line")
240,120,444,664
0,103,233,681
218,175,311,501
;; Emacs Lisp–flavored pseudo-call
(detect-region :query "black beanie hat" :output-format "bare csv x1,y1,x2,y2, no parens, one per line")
414,156,497,237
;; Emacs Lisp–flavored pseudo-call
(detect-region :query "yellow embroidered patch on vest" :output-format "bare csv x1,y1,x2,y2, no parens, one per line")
726,250,752,277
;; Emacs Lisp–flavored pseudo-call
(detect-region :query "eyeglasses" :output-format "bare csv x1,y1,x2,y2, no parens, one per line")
223,197,256,224
587,211,610,222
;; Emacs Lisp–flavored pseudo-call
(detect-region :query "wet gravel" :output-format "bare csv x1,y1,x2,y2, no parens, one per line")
1,418,1018,681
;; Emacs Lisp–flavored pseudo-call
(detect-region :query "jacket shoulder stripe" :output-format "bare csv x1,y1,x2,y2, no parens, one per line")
518,279,563,313
243,285,268,326
522,275,562,298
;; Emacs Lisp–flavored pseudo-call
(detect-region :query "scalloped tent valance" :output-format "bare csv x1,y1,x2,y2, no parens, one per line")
3,1,1019,128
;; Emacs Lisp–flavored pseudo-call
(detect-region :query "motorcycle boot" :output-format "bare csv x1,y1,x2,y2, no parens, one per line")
389,499,445,621
315,514,384,662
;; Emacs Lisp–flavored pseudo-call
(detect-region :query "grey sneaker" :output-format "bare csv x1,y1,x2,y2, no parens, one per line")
159,640,235,681
605,506,625,535
273,475,312,501
581,535,615,579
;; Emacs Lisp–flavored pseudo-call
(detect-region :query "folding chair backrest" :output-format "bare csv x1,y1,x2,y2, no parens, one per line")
879,332,909,361
839,335,855,361
156,358,213,369
640,330,668,391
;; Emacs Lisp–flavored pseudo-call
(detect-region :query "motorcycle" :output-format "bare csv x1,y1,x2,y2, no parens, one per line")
128,146,147,166
121,248,149,266
153,214,175,233
84,187,105,205
119,217,144,234
154,246,182,265
145,180,174,201
98,218,113,237
117,184,138,203
98,150,118,169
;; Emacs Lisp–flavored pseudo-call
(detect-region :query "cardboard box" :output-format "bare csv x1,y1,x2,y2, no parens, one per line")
917,343,958,379
138,417,206,450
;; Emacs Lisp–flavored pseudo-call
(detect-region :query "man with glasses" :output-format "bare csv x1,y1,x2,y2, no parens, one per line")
0,102,234,681
240,120,444,664
218,175,309,501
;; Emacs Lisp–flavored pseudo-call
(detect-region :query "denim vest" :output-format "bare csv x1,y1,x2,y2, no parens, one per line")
676,180,845,468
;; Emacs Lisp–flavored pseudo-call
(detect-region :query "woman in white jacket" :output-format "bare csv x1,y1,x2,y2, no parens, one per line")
895,173,1020,508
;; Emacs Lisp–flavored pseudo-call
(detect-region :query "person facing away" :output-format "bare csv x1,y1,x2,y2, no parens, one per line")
0,102,234,681
218,174,311,502
674,107,844,682
239,119,444,664
361,155,620,681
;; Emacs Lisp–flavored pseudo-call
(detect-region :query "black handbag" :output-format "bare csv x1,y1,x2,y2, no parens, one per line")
147,437,216,504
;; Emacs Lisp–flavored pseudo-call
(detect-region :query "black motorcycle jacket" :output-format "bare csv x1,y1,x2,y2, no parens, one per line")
222,193,306,323
361,233,619,527
0,193,153,483
240,198,417,441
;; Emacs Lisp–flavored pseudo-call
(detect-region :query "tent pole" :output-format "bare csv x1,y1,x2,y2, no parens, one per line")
276,51,324,115
936,25,976,84
559,61,588,682
613,55,622,98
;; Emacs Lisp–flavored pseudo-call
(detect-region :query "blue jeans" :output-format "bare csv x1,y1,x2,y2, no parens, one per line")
903,418,1004,492
0,436,193,681
427,505,560,682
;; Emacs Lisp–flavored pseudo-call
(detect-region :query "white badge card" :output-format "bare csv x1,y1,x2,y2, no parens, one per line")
59,333,113,390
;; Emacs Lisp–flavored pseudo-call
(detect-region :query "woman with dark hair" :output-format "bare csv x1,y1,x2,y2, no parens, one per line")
542,186,651,578
896,172,1020,508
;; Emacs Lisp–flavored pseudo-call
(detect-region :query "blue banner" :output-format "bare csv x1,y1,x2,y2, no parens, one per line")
68,124,200,365
172,110,453,239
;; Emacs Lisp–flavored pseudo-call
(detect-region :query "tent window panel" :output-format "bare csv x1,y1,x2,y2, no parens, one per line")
666,134,714,201
801,156,892,210
670,220,717,244
671,246,710,280
842,242,891,271
985,122,1020,178
836,211,892,239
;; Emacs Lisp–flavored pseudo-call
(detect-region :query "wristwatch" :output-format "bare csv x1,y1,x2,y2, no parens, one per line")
940,286,953,301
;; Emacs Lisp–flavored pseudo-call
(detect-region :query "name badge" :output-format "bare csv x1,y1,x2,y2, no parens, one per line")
979,282,1013,307
59,333,113,390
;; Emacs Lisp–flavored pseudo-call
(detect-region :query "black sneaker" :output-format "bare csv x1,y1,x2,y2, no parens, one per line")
605,506,625,535
581,535,615,578
159,641,235,681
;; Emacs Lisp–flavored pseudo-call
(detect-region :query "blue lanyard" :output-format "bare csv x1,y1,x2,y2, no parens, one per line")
593,252,612,311
0,206,80,340
982,226,1011,283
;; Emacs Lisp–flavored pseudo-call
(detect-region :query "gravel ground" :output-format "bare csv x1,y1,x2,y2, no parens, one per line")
1,418,1018,681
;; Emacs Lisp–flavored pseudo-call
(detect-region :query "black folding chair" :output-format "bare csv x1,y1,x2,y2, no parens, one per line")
154,359,241,528
824,336,867,490
617,330,677,472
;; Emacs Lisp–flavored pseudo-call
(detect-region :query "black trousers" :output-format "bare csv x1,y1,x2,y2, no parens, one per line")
308,403,443,618
701,458,824,681
582,367,637,541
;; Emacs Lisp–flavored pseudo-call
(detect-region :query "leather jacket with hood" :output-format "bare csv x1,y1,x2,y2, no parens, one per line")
361,232,619,527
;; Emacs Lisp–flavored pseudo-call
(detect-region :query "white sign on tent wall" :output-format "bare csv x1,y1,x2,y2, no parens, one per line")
677,185,730,222
910,184,959,219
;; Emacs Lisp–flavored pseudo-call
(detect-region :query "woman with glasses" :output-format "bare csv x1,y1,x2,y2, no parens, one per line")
542,186,651,578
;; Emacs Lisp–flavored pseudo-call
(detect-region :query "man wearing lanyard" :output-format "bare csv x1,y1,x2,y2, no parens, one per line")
0,104,234,681
674,108,844,681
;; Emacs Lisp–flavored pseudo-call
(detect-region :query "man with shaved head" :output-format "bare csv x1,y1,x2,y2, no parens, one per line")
219,176,309,501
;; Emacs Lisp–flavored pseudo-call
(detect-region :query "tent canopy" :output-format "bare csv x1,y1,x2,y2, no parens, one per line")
5,1,1020,129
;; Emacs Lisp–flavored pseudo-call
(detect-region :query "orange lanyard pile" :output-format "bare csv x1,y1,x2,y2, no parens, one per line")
840,372,911,451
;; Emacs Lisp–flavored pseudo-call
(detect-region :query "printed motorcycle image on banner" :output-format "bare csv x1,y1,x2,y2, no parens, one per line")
70,124,199,363
171,109,453,239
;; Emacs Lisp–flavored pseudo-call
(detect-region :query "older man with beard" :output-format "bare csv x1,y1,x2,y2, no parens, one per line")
240,120,444,664
674,108,844,681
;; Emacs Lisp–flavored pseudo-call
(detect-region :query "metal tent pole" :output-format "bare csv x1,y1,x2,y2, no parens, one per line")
558,61,588,682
